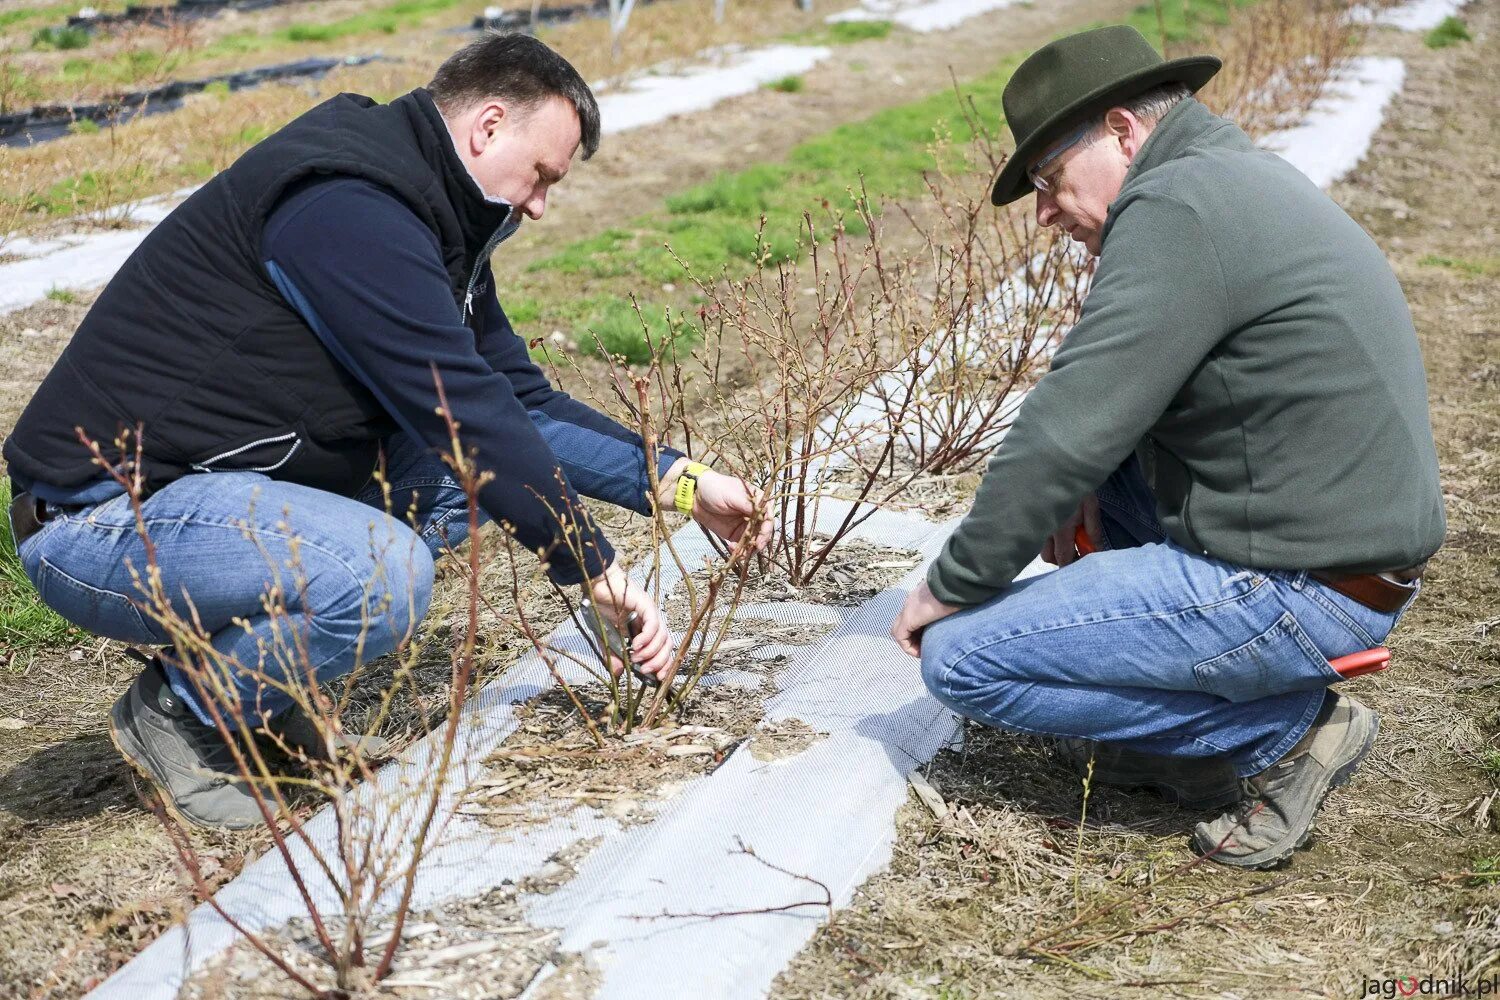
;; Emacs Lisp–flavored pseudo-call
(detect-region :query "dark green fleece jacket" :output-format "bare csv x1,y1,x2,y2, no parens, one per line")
928,97,1445,606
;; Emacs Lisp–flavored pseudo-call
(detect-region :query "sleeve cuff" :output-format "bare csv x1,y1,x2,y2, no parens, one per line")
925,558,998,608
543,533,615,586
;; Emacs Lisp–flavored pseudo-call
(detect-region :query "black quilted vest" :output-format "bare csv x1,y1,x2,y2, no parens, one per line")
4,88,511,496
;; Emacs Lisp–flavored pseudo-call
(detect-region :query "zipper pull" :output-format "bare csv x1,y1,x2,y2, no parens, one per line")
463,288,474,321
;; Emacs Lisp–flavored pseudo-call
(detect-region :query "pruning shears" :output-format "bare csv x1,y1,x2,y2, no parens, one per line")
579,598,659,688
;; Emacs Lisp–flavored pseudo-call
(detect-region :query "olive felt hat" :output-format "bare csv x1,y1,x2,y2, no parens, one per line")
989,25,1221,205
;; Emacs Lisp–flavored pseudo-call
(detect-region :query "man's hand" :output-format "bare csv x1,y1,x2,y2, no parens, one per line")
659,460,773,553
1040,493,1103,567
892,580,961,659
587,561,673,679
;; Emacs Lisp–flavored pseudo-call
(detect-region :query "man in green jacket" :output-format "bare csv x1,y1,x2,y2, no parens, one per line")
892,25,1444,867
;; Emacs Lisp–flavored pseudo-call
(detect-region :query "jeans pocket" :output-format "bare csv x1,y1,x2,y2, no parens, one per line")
32,556,163,644
1193,612,1339,703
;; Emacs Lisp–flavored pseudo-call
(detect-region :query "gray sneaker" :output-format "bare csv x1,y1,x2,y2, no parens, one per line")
1192,691,1379,868
108,657,267,830
1055,738,1242,810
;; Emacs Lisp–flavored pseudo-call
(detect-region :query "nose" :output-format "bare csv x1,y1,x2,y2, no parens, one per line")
523,190,547,221
1035,189,1060,227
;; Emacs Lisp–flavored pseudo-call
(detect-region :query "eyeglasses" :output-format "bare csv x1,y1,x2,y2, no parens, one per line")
1028,121,1095,195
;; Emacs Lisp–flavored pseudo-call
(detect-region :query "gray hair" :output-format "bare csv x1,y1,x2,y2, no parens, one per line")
428,33,601,160
1074,82,1194,148
1116,82,1193,125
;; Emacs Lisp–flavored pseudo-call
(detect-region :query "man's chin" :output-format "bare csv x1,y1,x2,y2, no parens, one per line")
1068,230,1101,256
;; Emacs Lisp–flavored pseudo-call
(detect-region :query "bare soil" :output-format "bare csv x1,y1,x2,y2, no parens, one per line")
773,7,1500,997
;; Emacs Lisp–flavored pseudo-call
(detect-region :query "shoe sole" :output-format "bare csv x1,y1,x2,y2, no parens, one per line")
1196,708,1381,869
109,695,263,832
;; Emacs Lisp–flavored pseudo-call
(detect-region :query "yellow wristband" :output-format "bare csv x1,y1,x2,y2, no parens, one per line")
673,462,710,515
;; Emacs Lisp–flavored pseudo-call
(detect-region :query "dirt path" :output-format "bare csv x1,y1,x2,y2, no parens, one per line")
773,5,1500,997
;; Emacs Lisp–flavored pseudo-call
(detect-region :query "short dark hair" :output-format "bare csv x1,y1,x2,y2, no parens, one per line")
428,32,601,160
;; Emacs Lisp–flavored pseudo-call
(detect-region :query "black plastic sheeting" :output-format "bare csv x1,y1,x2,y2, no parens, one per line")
66,0,311,31
0,55,387,147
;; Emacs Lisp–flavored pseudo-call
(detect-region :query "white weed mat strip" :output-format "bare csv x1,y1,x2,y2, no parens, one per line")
1353,0,1468,32
0,188,193,314
1260,56,1405,190
597,44,831,134
827,0,1021,33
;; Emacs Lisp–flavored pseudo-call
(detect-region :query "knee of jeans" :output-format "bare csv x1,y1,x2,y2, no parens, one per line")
920,623,968,707
370,543,435,649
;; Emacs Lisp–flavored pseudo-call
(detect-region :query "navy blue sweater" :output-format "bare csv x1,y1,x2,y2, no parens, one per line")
260,176,680,583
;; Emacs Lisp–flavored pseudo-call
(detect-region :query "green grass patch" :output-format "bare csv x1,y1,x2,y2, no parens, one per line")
44,286,76,303
0,4,82,32
788,18,895,46
1419,253,1500,277
0,479,80,660
1479,748,1500,780
32,25,89,50
59,48,184,86
69,117,100,135
1424,15,1470,48
270,0,461,45
576,298,698,364
1471,855,1500,887
766,74,805,93
828,19,894,42
505,296,544,325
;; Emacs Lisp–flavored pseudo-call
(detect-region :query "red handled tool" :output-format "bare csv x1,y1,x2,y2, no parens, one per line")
1328,647,1390,679
1074,524,1097,557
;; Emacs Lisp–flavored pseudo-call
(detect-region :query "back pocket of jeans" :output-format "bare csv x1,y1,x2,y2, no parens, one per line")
1193,612,1339,703
34,556,162,645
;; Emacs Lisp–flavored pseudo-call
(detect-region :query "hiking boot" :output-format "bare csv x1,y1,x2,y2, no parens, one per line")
108,656,267,830
1054,738,1242,810
1192,691,1379,869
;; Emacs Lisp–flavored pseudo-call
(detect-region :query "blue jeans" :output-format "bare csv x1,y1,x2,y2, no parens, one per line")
13,435,478,728
920,457,1419,777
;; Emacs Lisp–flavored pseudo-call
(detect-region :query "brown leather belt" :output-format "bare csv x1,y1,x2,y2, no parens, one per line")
1310,563,1424,615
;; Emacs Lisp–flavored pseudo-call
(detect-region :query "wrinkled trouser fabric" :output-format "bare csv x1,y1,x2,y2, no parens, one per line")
15,434,478,727
920,456,1418,776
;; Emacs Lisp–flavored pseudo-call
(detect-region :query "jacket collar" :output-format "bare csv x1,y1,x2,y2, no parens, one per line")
1128,97,1231,181
1101,97,1235,242
401,88,517,263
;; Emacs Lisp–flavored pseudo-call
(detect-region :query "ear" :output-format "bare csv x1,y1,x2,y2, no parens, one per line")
469,100,507,156
1104,107,1148,163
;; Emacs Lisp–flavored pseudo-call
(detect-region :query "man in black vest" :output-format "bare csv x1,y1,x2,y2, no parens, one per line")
3,34,767,829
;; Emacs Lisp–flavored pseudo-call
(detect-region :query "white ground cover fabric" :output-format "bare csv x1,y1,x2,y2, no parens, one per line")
87,22,1418,1000
1353,0,1468,31
0,190,190,314
596,45,831,134
1258,57,1405,189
